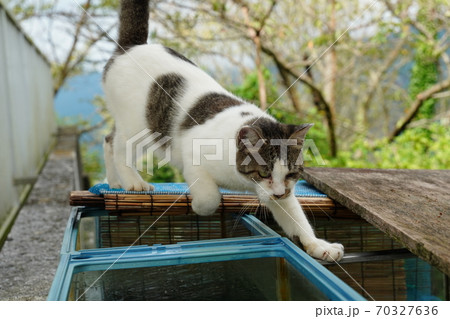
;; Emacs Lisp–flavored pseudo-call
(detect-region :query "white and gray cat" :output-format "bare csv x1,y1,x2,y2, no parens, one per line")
103,0,343,261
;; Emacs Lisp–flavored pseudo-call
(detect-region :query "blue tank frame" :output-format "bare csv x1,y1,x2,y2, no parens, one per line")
48,207,365,301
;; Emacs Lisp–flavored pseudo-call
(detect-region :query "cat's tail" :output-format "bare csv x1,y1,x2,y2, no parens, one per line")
116,0,150,50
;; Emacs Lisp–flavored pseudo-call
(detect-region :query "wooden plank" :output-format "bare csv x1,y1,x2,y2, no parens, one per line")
302,167,450,276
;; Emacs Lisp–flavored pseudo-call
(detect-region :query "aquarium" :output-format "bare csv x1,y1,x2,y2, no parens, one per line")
70,257,328,301
48,207,364,301
76,209,255,250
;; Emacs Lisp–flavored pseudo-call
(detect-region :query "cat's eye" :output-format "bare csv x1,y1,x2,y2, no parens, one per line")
286,172,299,180
258,171,271,179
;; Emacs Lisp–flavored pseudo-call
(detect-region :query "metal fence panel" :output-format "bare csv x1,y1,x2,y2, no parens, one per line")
0,5,56,238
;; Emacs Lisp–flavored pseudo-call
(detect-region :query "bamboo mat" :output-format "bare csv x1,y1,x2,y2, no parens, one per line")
70,190,357,219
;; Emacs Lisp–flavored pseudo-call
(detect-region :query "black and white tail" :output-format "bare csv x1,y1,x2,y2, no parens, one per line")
116,0,150,50
104,0,150,79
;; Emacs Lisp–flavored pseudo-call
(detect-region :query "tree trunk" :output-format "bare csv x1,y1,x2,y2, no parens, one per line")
254,34,267,110
241,5,267,110
323,0,337,132
275,59,302,114
388,77,450,142
262,45,338,157
304,55,338,157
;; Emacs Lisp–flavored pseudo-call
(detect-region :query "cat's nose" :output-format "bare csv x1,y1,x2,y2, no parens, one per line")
273,193,285,199
272,184,285,196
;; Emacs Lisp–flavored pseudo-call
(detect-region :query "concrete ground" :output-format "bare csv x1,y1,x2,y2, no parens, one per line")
0,129,81,300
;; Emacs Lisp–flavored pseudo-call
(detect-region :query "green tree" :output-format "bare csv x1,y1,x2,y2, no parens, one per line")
331,123,450,169
409,43,438,121
9,0,450,176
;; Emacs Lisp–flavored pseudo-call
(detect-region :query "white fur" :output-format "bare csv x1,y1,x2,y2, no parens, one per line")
103,43,344,261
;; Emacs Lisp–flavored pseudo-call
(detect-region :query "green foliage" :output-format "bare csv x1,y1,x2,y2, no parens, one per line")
140,158,184,183
229,61,449,171
80,143,105,185
408,4,439,120
8,0,53,21
409,42,438,120
81,144,184,185
81,143,184,185
329,123,450,169
93,0,119,10
231,68,278,105
211,1,227,13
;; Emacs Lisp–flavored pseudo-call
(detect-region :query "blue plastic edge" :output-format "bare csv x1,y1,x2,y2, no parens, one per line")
88,180,327,198
48,207,365,301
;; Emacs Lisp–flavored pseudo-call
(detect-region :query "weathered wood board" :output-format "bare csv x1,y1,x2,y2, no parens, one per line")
302,167,450,276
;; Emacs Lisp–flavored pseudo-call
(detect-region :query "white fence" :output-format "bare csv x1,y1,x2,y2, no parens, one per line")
0,3,56,242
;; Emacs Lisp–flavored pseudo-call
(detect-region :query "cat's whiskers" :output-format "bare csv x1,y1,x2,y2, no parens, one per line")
231,198,259,235
232,204,249,232
261,204,270,225
301,202,317,227
305,202,336,222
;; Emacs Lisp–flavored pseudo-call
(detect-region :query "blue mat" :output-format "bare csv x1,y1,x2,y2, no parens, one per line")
89,180,326,197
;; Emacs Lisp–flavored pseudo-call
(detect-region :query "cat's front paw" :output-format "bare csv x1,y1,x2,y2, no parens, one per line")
304,239,344,262
191,194,221,216
109,182,122,189
106,176,122,189
121,178,154,192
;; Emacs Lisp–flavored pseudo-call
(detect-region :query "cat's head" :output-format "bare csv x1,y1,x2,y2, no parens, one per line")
236,119,313,202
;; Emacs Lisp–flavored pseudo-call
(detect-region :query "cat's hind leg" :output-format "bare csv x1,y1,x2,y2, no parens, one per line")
113,129,154,191
103,130,121,189
184,167,221,216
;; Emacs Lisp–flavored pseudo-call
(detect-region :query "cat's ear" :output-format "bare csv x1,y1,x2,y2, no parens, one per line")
289,123,314,146
237,126,264,150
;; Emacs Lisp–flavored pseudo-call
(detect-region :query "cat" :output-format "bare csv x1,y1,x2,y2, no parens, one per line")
102,0,344,262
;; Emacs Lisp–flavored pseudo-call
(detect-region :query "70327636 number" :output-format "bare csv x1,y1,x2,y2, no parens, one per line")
376,306,438,316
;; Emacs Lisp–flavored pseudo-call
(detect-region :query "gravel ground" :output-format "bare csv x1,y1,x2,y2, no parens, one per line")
0,134,79,300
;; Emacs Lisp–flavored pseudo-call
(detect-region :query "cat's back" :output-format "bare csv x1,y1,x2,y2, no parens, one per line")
104,44,223,92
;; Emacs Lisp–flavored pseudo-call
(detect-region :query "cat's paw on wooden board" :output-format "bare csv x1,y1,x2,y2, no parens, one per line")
305,239,344,262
